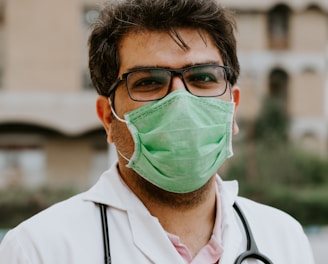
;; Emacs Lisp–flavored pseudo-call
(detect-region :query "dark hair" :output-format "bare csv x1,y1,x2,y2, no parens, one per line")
89,0,240,96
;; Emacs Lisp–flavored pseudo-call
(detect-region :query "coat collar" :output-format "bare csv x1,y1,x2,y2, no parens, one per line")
83,163,244,263
83,164,185,263
83,163,135,210
216,177,244,263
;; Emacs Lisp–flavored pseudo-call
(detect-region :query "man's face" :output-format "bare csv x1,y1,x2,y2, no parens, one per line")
111,29,231,156
97,29,239,167
96,28,240,199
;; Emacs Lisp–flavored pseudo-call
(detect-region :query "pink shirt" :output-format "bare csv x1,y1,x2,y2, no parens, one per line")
167,187,224,264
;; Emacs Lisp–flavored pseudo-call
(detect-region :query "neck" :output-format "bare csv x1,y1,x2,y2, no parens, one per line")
150,183,217,257
149,177,217,257
118,163,217,257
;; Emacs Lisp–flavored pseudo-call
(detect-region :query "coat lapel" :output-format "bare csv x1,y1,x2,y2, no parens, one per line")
128,210,185,264
217,179,244,264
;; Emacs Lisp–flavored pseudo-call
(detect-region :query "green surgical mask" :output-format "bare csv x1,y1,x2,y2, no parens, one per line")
111,90,235,193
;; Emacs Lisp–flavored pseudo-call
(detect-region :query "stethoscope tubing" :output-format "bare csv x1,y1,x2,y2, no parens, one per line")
99,203,111,264
233,203,273,264
99,202,273,264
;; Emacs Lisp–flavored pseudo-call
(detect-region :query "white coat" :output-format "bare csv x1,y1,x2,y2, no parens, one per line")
0,164,314,263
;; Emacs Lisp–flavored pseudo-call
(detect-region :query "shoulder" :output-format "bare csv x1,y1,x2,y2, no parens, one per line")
21,192,97,228
235,196,314,262
17,192,100,241
236,196,304,235
0,192,102,263
237,196,297,221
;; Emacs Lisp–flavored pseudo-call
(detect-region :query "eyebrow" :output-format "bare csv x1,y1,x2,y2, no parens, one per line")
124,60,223,72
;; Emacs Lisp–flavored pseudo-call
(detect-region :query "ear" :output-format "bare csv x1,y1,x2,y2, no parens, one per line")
231,86,240,135
96,96,113,143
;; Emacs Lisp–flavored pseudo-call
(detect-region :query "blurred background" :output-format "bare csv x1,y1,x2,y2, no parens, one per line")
0,0,327,262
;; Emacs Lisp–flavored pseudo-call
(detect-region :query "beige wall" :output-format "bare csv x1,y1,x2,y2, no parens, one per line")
237,73,264,120
291,9,327,52
5,0,81,91
236,12,267,51
290,72,325,118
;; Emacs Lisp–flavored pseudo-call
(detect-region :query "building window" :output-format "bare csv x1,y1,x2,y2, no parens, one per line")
83,70,94,90
82,7,99,90
268,68,289,117
83,7,99,27
306,4,322,12
0,0,4,89
269,68,288,103
0,135,46,189
0,0,4,24
268,5,290,50
0,68,3,89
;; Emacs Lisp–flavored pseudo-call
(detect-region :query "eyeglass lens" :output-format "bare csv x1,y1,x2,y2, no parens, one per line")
126,65,228,101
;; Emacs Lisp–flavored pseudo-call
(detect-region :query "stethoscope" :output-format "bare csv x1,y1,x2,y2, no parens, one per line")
232,203,273,264
98,202,273,264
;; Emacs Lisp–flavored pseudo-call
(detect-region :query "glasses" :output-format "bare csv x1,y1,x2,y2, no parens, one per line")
108,64,232,102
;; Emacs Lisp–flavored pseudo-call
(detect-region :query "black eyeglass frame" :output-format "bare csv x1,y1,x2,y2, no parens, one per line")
108,64,233,102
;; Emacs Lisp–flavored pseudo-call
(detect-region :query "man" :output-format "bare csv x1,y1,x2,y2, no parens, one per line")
0,0,314,263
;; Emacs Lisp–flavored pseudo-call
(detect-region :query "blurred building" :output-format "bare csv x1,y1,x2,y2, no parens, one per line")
0,0,327,189
0,0,109,190
224,0,328,156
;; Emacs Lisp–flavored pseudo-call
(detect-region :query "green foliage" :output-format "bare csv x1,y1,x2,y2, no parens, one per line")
254,96,289,143
0,186,77,228
225,96,328,225
225,141,328,225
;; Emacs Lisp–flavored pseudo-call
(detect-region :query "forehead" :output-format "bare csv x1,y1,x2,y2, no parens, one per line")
117,29,223,74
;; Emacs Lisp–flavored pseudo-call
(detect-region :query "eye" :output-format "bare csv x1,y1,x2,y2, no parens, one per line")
128,75,168,94
134,78,165,87
186,73,220,89
188,73,217,83
131,77,165,90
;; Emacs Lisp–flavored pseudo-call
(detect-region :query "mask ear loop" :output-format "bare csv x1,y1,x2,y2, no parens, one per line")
116,149,131,163
107,98,131,163
108,98,127,123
